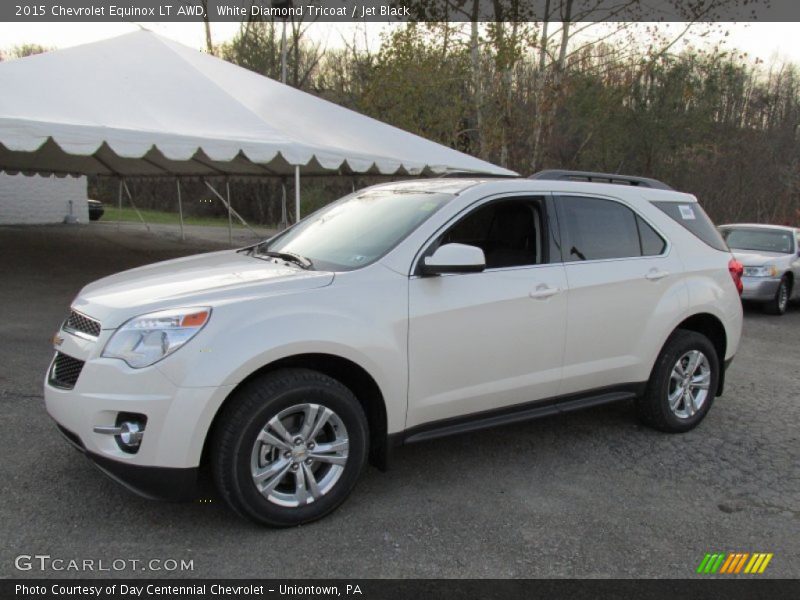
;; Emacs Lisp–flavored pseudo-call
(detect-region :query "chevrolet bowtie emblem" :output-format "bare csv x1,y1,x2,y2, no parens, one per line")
52,334,64,347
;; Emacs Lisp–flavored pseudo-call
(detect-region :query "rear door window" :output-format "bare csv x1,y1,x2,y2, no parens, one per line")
556,196,664,261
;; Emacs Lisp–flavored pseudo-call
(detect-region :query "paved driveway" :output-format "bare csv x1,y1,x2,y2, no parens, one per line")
1,224,797,578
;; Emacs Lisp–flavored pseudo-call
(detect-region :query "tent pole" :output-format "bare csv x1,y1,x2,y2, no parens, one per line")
176,178,185,242
121,179,150,233
226,178,233,246
203,179,259,236
117,178,123,232
280,180,288,230
295,165,301,223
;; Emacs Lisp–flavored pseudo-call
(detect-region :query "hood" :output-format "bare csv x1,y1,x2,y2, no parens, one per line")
73,250,334,328
731,250,788,267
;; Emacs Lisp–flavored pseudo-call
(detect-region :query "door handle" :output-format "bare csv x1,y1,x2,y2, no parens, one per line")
645,269,670,281
529,285,560,299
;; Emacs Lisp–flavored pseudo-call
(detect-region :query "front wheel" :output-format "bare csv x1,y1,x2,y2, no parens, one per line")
763,276,790,315
211,369,368,527
637,330,719,433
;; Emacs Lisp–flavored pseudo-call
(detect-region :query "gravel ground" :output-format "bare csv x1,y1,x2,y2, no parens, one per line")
1,223,798,579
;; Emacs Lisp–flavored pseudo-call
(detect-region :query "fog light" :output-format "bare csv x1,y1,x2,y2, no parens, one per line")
117,421,143,450
93,413,147,454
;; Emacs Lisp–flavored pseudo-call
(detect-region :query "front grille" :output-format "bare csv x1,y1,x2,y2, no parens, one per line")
64,310,101,338
49,352,85,389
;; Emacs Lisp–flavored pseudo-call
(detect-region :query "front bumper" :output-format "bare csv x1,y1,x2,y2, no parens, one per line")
740,276,781,302
54,422,198,501
44,335,234,501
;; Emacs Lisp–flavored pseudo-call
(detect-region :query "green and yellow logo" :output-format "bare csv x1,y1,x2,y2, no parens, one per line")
696,552,773,574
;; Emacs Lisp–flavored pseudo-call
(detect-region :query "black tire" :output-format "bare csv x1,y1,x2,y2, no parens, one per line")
637,330,720,433
211,368,368,527
763,276,790,315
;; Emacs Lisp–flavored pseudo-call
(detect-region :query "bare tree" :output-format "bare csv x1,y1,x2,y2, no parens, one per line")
201,0,214,54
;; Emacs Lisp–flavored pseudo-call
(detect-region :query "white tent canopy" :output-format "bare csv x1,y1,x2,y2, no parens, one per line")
0,30,517,180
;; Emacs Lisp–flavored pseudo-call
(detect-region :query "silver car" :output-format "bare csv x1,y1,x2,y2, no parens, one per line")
719,224,800,315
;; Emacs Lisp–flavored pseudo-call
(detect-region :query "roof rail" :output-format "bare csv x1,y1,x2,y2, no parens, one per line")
439,171,518,179
529,169,673,190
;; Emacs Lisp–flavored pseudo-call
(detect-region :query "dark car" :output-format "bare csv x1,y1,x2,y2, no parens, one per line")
87,199,104,221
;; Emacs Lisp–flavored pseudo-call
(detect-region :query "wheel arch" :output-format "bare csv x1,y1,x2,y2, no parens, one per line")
783,270,794,294
669,313,728,396
201,353,389,472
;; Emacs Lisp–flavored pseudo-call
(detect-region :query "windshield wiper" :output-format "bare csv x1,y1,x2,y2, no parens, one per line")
248,246,313,270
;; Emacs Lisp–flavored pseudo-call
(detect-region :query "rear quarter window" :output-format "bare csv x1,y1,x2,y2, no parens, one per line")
636,215,667,256
651,201,728,252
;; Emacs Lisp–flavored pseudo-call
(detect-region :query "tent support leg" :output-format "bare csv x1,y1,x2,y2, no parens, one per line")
295,165,301,223
176,178,185,242
117,179,123,232
280,180,288,230
121,179,150,233
203,179,260,238
226,178,233,246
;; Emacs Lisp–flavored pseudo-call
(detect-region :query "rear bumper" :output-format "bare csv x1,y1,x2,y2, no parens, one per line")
54,422,198,501
741,277,780,302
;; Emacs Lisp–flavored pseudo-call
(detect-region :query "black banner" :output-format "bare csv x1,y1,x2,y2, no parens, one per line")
3,0,800,23
5,579,800,600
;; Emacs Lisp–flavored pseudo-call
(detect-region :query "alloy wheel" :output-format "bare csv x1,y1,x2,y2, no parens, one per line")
250,403,349,507
667,350,711,419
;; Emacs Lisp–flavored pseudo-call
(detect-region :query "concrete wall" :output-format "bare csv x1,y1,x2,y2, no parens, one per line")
0,173,89,225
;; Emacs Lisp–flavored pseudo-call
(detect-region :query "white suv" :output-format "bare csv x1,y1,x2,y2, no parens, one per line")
45,171,744,526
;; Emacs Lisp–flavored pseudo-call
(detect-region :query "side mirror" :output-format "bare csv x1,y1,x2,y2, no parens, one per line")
421,243,486,276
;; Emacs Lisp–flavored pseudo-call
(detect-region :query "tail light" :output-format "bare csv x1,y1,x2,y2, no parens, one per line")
728,258,744,295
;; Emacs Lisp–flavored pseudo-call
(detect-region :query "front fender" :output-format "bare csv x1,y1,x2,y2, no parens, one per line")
155,268,409,450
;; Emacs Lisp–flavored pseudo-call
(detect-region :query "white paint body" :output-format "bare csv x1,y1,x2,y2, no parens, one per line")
44,179,743,471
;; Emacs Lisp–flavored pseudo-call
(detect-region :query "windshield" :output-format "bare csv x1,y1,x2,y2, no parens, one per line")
258,189,453,271
721,228,795,254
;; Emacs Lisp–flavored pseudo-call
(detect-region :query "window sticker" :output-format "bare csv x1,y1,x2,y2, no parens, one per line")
678,205,696,220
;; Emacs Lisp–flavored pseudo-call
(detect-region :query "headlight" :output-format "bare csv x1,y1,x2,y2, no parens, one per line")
102,307,211,369
743,265,779,277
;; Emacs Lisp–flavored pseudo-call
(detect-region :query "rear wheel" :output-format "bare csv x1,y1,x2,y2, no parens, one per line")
211,369,368,527
637,330,719,433
763,276,789,315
